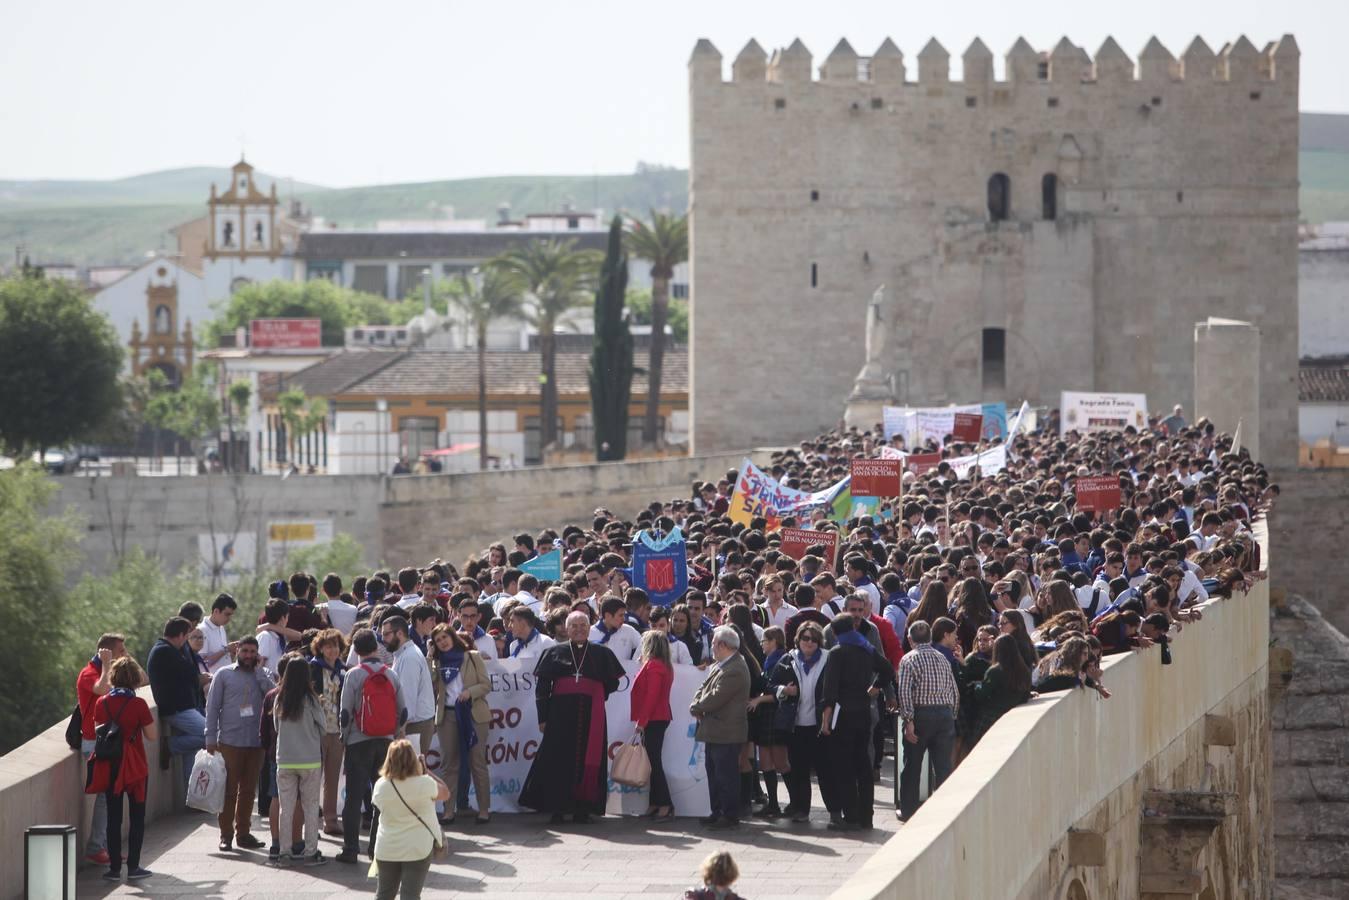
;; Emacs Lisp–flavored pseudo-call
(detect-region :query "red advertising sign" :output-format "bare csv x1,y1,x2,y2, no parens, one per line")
952,412,983,443
778,527,839,573
1075,475,1123,512
906,452,942,475
250,318,322,349
850,458,903,497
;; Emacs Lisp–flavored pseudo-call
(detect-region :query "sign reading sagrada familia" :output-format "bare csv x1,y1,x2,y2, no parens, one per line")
687,35,1299,465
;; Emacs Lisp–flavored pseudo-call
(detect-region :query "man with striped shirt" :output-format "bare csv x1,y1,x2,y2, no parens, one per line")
895,620,959,821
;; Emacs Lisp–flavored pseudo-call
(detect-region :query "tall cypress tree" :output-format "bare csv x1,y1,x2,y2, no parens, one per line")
589,215,633,461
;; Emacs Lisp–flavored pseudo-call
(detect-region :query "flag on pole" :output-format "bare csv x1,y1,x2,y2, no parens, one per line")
520,549,561,581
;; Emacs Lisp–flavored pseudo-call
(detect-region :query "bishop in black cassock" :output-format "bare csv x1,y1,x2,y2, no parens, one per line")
519,611,624,823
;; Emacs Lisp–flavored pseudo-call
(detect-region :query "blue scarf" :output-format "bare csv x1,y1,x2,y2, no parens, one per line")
89,654,103,671
510,630,539,658
435,649,477,752
595,622,618,644
837,630,874,653
799,647,824,674
763,649,786,677
108,687,135,699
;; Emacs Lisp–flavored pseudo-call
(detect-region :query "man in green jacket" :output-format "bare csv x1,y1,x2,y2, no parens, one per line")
690,626,750,829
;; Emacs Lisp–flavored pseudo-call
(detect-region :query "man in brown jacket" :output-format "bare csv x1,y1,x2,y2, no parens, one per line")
690,626,750,829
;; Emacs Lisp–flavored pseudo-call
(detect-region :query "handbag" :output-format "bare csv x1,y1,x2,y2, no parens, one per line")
389,778,449,861
773,697,799,733
611,730,652,788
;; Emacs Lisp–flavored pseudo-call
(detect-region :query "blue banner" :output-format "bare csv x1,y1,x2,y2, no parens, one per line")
520,549,561,581
631,529,688,607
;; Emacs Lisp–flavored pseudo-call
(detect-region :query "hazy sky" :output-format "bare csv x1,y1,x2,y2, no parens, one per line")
3,0,1346,187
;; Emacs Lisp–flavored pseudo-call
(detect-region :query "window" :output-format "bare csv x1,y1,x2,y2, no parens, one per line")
396,264,430,299
966,97,977,108
870,97,883,109
987,173,1011,222
1151,96,1162,106
774,98,786,110
1249,91,1261,101
810,189,819,202
398,416,440,460
810,263,818,288
1047,97,1059,108
982,327,1006,390
1042,173,1058,220
671,283,689,300
353,265,387,296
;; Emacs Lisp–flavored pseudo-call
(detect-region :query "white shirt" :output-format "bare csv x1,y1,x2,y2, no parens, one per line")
391,641,436,724
1177,569,1209,606
257,630,286,674
200,618,231,674
395,593,421,611
590,622,642,661
789,652,828,727
495,591,543,617
465,629,497,659
818,597,842,620
322,598,357,636
1074,584,1111,618
666,636,694,666
761,602,798,629
508,631,556,660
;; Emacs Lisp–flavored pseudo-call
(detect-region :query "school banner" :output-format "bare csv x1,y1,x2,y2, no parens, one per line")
519,549,561,581
427,658,712,816
878,445,905,460
1060,391,1148,437
1075,475,1123,512
779,526,839,572
730,458,850,530
951,413,983,443
630,528,688,607
850,458,902,497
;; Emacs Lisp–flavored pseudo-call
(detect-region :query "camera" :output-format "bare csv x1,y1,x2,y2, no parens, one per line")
1155,633,1172,666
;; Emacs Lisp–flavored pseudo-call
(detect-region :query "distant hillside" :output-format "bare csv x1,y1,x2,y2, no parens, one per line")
0,166,326,211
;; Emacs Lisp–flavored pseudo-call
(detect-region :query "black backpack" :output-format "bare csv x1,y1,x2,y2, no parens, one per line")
64,705,83,751
92,696,133,761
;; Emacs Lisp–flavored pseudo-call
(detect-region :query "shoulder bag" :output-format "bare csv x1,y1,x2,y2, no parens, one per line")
389,778,449,860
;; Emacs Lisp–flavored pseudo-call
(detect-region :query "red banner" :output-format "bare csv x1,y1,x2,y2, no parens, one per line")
250,318,322,349
952,413,983,443
906,452,942,475
1075,475,1122,512
778,527,838,573
850,458,903,497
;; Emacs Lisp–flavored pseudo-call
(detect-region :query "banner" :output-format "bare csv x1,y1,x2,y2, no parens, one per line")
266,519,333,568
520,549,561,582
906,452,942,475
631,529,688,606
878,445,905,460
883,402,1007,444
729,458,850,530
951,413,983,443
1007,400,1031,441
850,458,902,497
1075,475,1122,512
1060,391,1148,437
779,527,838,572
948,444,1007,479
197,532,257,579
439,658,712,816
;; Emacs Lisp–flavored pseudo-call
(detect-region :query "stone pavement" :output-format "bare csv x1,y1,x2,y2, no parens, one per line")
77,776,901,899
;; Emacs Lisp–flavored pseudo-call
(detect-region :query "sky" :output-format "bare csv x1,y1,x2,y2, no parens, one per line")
2,0,1346,187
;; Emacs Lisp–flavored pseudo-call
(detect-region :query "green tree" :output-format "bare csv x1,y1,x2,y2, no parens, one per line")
590,217,634,461
277,387,328,468
0,465,83,752
284,533,365,582
491,239,600,450
625,288,688,342
450,269,524,470
0,275,124,457
225,379,253,472
624,211,688,445
204,279,391,347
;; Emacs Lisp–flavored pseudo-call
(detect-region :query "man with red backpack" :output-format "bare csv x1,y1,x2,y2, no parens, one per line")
336,628,408,864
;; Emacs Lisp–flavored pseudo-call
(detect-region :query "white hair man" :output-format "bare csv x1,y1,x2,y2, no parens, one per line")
689,625,751,829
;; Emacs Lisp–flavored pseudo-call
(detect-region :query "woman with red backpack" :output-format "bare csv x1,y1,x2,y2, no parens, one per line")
86,656,157,883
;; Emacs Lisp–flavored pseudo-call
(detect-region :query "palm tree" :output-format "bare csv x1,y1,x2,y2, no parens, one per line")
451,268,524,470
624,211,688,446
491,239,600,451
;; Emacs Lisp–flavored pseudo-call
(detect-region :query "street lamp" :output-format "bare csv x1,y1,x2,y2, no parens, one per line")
25,824,76,900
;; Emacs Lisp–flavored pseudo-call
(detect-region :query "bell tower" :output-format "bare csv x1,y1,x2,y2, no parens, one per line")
207,158,279,261
128,264,195,385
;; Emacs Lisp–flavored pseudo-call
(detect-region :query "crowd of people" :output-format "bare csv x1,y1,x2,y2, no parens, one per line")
70,403,1271,893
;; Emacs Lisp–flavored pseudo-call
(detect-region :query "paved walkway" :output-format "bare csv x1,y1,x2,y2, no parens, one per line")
78,776,901,899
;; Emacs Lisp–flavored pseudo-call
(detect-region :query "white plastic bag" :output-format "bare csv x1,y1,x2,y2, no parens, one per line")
185,749,226,815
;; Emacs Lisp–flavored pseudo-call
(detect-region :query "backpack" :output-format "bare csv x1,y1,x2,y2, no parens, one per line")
1085,587,1106,620
92,696,134,761
64,704,83,751
355,663,398,737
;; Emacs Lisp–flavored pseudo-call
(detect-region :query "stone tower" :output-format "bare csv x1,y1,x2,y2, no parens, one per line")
688,35,1299,464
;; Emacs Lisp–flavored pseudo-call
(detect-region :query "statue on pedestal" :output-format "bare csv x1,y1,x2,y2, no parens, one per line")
844,285,896,428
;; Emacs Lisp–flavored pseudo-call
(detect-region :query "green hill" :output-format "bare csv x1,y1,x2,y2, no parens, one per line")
3,150,1348,268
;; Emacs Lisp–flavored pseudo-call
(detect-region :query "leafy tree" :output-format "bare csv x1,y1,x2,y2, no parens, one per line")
284,533,365,582
0,465,83,753
625,211,688,445
225,379,252,472
204,279,391,347
277,387,328,468
450,269,524,469
0,275,124,457
625,288,688,343
388,278,455,326
491,239,600,449
590,217,634,461
142,364,221,472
